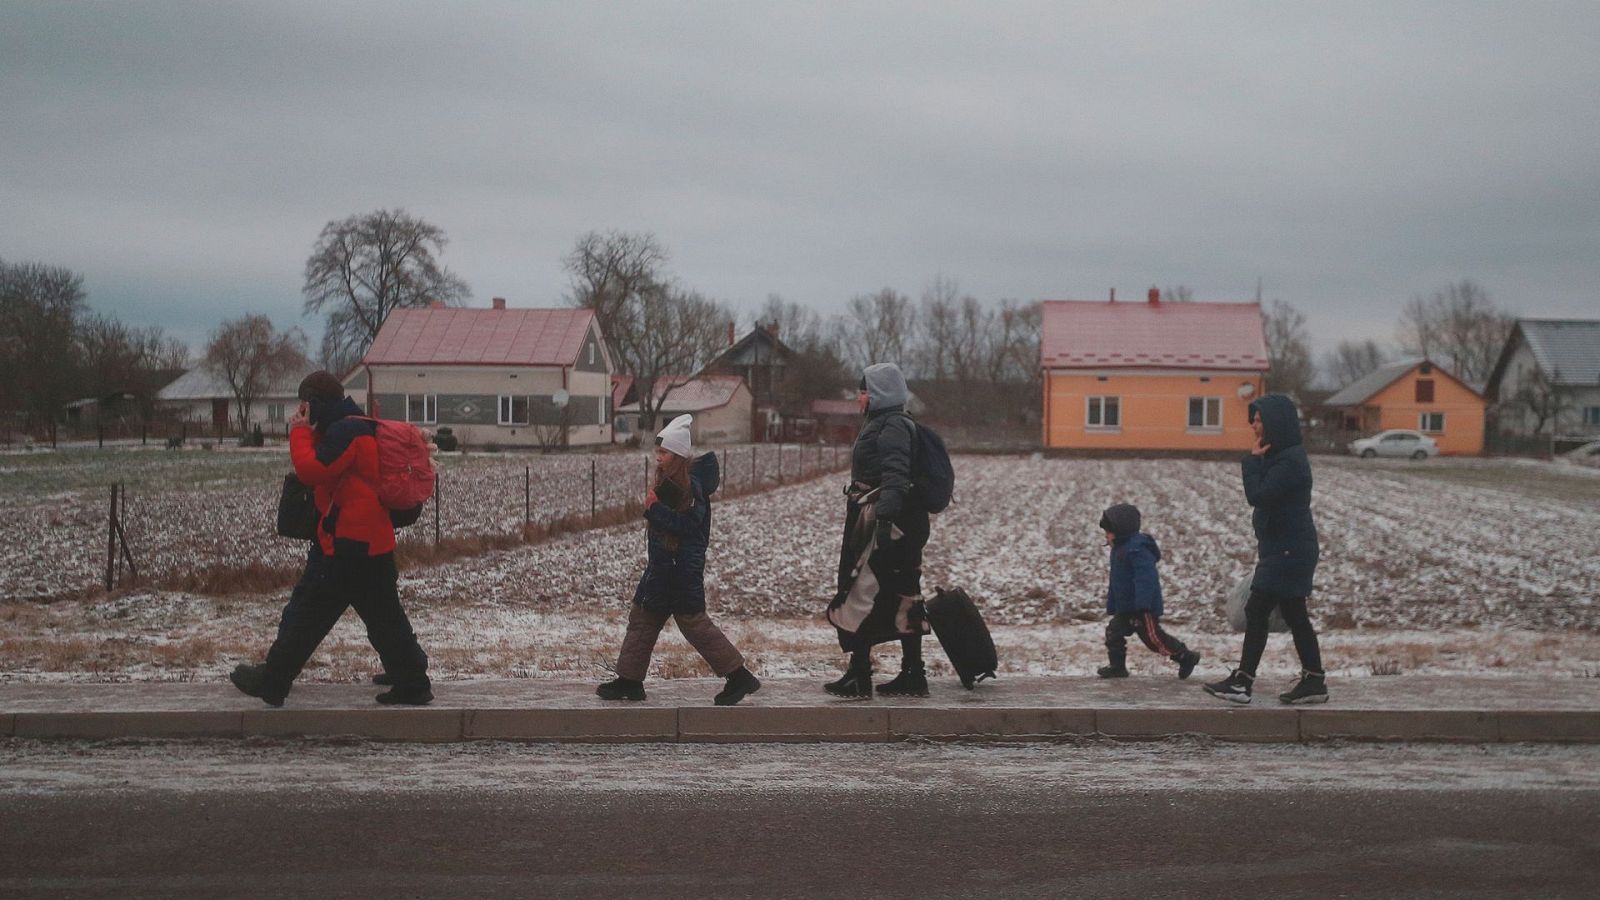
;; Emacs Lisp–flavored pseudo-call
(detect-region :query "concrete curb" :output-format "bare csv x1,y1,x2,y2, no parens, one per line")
5,705,1599,744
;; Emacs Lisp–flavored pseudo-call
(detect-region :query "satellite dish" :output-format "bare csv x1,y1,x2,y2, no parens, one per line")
1237,383,1257,399
551,389,570,408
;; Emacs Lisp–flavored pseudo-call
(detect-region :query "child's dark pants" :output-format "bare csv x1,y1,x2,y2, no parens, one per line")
1105,612,1190,665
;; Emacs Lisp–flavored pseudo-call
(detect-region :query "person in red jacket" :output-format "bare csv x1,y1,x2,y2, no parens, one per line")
230,371,432,706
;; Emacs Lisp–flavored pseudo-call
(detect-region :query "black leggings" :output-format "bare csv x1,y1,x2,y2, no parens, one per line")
849,636,922,673
1240,590,1322,676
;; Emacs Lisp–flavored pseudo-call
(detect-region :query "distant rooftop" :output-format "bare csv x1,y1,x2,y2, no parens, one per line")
1041,293,1268,371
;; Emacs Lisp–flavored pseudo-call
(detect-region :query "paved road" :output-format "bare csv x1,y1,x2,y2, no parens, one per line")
4,739,1599,898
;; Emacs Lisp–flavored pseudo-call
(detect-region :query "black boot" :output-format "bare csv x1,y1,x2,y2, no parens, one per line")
824,655,872,699
372,671,393,686
1176,650,1201,681
375,682,433,705
1202,669,1254,704
596,677,645,701
229,663,286,708
878,664,929,697
1278,670,1328,705
1097,646,1129,679
714,667,761,706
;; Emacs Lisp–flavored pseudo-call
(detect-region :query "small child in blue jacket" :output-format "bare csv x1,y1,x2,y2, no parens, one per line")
1098,503,1201,679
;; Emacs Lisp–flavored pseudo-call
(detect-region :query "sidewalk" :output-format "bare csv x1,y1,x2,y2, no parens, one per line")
3,676,1597,743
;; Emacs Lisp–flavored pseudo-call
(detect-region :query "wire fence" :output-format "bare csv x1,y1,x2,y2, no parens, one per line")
5,443,852,600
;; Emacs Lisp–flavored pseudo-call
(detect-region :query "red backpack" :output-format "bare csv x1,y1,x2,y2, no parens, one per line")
354,417,435,520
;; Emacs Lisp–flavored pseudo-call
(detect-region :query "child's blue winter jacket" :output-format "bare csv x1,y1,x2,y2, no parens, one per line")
1106,533,1164,616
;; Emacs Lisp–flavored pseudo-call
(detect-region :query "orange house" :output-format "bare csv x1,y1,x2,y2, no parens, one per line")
1041,289,1269,451
1325,359,1485,455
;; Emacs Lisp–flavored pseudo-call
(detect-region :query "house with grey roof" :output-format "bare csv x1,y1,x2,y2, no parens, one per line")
1486,319,1600,441
157,365,315,435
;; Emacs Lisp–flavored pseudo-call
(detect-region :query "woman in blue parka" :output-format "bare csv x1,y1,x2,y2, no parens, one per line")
1203,394,1328,704
596,415,761,706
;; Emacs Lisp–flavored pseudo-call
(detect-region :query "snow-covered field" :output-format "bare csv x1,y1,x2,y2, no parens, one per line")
3,453,1598,682
0,442,848,600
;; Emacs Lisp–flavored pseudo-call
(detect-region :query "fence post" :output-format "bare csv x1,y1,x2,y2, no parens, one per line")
778,443,783,484
590,458,597,524
751,445,757,487
434,471,442,546
105,484,118,591
524,466,531,526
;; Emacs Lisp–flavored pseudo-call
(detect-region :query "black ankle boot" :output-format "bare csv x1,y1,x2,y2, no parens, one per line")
596,677,646,702
824,660,872,699
230,663,286,708
714,667,761,706
375,683,433,706
878,666,928,697
1176,650,1201,680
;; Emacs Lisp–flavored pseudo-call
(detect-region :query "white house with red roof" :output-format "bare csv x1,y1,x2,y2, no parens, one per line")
355,298,614,447
1040,288,1269,450
616,374,752,445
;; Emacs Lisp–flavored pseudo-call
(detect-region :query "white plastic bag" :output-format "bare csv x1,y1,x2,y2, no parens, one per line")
1225,571,1288,633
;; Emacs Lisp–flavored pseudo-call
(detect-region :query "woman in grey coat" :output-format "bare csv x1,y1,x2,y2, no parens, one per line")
1203,393,1328,704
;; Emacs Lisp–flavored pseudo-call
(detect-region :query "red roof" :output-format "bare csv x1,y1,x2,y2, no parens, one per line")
619,375,746,413
610,374,635,409
363,307,597,366
810,398,860,417
1041,300,1268,371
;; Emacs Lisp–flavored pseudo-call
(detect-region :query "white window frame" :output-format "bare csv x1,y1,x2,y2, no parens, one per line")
1584,406,1600,427
1085,395,1120,430
498,395,529,426
1418,412,1445,433
1186,396,1222,431
266,403,285,423
405,394,437,425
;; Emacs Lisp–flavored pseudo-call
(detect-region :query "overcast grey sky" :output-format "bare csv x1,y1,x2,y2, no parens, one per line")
4,1,1597,359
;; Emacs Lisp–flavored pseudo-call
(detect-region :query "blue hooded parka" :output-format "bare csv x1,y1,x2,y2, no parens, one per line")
633,452,720,615
1242,394,1320,599
1102,503,1164,615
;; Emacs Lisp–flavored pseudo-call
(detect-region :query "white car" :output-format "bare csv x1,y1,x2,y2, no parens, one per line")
1559,440,1600,469
1348,429,1439,460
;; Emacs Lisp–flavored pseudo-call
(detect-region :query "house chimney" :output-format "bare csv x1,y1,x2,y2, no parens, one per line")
492,297,506,310
430,300,446,309
727,322,735,346
1148,286,1160,305
1109,288,1115,303
766,323,779,338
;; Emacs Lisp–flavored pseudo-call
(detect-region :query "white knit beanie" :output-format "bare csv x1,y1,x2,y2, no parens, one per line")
655,414,693,458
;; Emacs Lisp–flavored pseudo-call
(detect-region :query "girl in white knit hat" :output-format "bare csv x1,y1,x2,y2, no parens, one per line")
597,414,761,705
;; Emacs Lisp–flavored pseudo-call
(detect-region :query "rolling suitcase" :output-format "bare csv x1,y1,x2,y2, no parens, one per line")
926,587,997,689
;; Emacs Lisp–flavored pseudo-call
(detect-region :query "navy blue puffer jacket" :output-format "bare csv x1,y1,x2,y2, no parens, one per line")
1107,533,1164,615
1242,394,1319,599
633,453,720,614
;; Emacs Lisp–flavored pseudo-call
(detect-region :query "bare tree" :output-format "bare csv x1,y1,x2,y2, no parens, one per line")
303,209,470,374
989,298,1042,384
1321,338,1391,389
564,232,731,430
1263,299,1314,398
1396,280,1513,386
204,315,309,433
0,259,86,428
1162,285,1195,303
842,288,915,371
1508,366,1574,436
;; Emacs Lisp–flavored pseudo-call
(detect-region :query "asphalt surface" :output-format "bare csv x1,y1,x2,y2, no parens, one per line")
4,739,1599,898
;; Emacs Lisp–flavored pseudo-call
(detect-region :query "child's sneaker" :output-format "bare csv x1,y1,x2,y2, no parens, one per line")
1096,664,1130,678
1203,669,1253,704
1176,650,1200,680
596,677,646,701
1278,670,1328,705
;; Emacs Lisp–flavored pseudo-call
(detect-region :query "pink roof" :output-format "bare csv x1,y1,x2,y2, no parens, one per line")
620,375,746,413
1041,300,1268,371
610,374,635,409
811,398,860,417
363,307,597,367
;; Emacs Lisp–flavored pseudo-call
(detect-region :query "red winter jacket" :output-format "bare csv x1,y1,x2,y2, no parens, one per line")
290,399,395,558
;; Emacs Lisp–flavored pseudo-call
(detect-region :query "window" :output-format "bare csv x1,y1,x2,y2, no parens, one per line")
1383,432,1417,443
588,343,596,366
1187,397,1221,429
498,395,529,425
1583,407,1600,427
1419,413,1445,433
1086,396,1120,428
1415,379,1435,403
406,394,437,424
266,403,285,423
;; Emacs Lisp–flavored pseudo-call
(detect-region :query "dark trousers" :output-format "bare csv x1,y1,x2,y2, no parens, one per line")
1105,612,1190,664
615,603,744,681
849,635,922,675
262,547,429,697
1240,590,1322,676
